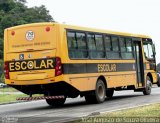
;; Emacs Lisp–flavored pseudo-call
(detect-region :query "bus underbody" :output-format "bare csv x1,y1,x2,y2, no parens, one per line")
8,76,153,106
9,82,80,98
9,81,147,98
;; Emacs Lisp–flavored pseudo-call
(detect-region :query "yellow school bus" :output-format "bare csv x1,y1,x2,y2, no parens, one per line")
4,23,157,106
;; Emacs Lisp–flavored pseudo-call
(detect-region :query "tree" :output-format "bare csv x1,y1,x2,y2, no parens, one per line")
0,0,54,59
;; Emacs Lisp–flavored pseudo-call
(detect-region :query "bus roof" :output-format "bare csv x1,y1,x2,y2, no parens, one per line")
6,22,151,39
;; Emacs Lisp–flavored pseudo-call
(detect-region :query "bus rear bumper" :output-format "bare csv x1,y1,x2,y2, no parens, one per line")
8,81,80,98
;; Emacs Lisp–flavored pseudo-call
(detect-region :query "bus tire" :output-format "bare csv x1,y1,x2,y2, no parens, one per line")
143,76,152,95
85,79,106,104
106,89,114,98
46,97,66,107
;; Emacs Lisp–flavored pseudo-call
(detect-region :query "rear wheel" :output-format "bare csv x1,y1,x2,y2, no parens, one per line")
85,79,106,104
46,97,66,107
106,89,114,98
143,76,152,95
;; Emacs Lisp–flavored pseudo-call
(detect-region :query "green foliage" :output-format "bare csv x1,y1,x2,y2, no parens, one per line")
76,103,160,123
0,59,4,82
0,94,26,104
0,0,54,59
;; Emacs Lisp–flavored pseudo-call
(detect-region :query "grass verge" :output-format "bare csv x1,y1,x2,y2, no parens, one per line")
0,89,43,104
0,94,27,104
75,103,160,123
102,103,160,117
0,87,18,92
0,94,43,104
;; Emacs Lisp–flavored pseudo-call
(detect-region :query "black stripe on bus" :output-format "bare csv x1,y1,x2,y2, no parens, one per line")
62,63,136,74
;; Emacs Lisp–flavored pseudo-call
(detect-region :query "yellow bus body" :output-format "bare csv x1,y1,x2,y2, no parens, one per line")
4,22,157,101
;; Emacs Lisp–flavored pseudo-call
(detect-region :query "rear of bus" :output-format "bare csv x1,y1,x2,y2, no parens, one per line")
4,23,67,97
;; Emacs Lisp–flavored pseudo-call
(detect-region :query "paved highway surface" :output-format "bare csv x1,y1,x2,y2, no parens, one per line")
0,87,160,123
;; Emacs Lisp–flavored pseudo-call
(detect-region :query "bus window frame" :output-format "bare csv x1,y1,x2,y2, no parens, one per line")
66,30,89,60
87,32,106,59
66,29,135,60
119,37,134,60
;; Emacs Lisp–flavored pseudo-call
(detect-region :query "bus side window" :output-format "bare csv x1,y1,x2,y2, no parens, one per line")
67,32,77,58
112,36,119,51
143,42,154,59
126,38,132,52
143,43,149,58
88,34,97,58
87,34,105,59
125,38,133,59
120,37,133,59
119,37,126,52
104,35,112,51
67,31,88,59
76,32,88,58
88,34,96,50
107,36,120,59
120,37,127,59
95,34,105,58
67,32,77,49
148,44,154,58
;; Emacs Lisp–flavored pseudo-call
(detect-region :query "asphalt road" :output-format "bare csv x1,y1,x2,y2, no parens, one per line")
0,87,160,123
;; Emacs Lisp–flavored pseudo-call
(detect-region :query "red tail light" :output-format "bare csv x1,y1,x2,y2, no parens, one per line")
46,27,50,32
4,62,10,79
55,57,63,76
11,31,15,36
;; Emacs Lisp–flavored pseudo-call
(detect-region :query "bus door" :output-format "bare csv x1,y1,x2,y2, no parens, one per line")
133,39,144,87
